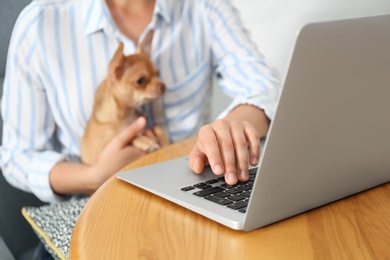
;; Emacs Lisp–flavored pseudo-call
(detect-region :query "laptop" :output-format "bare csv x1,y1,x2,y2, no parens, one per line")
117,14,390,231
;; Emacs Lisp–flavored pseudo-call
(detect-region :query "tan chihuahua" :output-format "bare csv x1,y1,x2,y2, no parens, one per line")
81,30,169,165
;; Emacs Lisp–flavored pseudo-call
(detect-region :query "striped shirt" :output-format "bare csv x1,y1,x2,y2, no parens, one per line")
1,0,280,202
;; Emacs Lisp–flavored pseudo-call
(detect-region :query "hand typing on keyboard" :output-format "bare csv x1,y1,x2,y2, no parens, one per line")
188,105,269,185
181,168,258,213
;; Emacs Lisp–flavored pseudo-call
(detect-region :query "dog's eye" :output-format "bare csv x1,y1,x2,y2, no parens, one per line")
136,77,146,86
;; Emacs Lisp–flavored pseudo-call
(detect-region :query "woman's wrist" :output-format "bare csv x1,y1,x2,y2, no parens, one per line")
50,161,100,195
224,104,270,138
82,164,101,194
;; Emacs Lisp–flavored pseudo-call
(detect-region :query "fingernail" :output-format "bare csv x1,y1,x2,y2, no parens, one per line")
191,162,200,174
213,164,224,175
240,170,248,181
251,157,258,165
136,117,146,126
226,173,237,184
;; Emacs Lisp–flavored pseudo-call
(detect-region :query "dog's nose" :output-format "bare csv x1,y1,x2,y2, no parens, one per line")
159,83,166,94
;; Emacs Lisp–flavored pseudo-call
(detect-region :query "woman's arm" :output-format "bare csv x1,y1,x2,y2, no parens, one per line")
188,0,280,185
49,117,147,195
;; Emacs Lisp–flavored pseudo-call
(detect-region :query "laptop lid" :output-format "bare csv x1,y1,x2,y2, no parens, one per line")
118,14,390,232
243,13,390,231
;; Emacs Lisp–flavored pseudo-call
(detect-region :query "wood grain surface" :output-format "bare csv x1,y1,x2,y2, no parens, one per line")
69,138,390,259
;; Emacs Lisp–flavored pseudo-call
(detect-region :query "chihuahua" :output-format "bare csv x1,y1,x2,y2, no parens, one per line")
81,30,169,165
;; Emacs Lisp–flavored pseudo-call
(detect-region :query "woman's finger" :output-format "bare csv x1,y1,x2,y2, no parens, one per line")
110,117,146,149
230,121,250,182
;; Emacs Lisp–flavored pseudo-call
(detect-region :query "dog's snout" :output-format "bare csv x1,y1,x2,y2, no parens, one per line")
159,83,166,94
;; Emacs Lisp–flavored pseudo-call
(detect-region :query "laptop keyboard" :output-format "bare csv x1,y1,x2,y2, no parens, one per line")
180,167,258,213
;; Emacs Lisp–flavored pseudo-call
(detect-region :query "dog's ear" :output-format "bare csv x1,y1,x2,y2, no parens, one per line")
109,42,125,82
137,29,154,57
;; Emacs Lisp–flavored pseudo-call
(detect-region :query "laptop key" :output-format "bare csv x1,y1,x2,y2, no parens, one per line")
217,177,225,182
181,186,195,192
213,191,231,198
193,183,212,190
220,183,236,189
204,196,233,206
249,168,258,175
205,179,219,184
225,188,241,194
227,201,248,210
227,194,246,201
193,186,224,197
240,191,252,198
238,207,247,213
236,184,252,191
248,176,256,182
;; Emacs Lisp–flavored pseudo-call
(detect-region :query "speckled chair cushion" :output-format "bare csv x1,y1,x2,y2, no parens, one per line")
22,198,89,260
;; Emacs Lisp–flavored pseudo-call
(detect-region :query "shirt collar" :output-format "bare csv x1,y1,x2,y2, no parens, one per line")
154,0,172,24
82,0,172,35
82,0,105,35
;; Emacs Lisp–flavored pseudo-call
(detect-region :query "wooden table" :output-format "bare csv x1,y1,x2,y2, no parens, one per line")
69,138,390,259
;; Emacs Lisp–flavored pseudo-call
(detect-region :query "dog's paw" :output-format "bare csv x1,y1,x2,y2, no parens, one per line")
132,136,160,152
152,126,170,147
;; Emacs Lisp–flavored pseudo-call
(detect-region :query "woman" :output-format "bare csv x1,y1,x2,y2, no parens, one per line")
1,0,280,203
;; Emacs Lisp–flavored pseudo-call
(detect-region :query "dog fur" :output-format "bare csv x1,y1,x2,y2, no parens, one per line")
81,30,169,165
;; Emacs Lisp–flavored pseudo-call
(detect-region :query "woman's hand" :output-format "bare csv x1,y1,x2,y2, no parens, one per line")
189,105,270,186
189,119,261,185
88,117,148,190
50,117,149,195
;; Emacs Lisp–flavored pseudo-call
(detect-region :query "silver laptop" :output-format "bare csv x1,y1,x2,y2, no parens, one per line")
117,14,390,231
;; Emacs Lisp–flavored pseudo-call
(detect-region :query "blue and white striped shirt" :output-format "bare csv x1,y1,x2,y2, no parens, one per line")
1,0,280,202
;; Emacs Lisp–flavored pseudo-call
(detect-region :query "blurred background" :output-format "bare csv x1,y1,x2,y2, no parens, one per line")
211,0,390,119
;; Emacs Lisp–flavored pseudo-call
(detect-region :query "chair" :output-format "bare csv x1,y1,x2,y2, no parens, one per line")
0,174,45,259
0,0,46,259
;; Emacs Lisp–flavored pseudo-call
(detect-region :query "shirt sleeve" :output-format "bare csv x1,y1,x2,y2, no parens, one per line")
1,3,66,203
205,0,281,120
